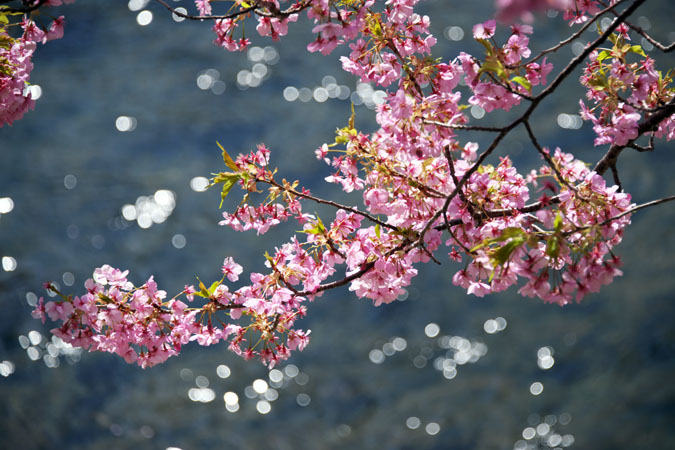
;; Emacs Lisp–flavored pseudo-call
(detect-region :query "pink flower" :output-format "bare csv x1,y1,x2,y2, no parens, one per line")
31,297,46,323
93,265,132,289
45,301,74,321
195,0,211,16
222,257,243,282
0,38,36,127
503,33,531,65
472,20,496,40
287,330,311,351
22,17,46,44
46,16,66,41
609,111,640,146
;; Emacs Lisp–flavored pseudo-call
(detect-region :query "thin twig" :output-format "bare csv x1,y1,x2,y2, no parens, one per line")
442,145,480,221
522,0,630,66
415,125,516,246
564,194,675,235
154,0,312,21
154,0,260,20
523,120,579,195
610,164,622,191
434,195,563,231
2,0,47,13
533,0,646,105
606,11,674,52
263,179,397,230
422,119,504,132
484,70,533,101
296,260,375,296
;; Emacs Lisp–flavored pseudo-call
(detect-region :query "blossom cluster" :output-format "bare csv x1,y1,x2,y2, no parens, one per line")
579,30,674,146
0,36,36,126
0,1,71,127
32,0,673,368
32,263,311,368
451,149,631,303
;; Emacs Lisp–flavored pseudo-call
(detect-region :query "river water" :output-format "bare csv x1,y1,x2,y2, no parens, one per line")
1,1,674,449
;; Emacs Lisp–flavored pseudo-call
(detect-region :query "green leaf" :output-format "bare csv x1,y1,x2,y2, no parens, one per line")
196,277,210,298
220,178,238,208
299,225,322,235
315,215,325,233
375,223,381,239
596,50,611,62
348,102,355,130
208,281,221,295
628,44,647,57
217,141,239,172
470,227,526,253
369,19,383,38
476,38,494,57
211,172,241,208
478,59,505,78
545,235,560,259
493,227,527,242
510,75,531,91
588,76,608,90
299,216,326,235
553,212,563,232
490,237,525,266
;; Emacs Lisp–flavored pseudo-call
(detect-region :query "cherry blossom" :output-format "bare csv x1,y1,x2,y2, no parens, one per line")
26,0,675,369
0,4,70,127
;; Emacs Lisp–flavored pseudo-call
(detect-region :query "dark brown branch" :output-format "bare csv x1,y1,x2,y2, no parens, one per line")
628,133,655,153
296,237,413,296
608,12,674,52
296,260,376,296
415,123,517,245
484,70,533,101
385,40,424,97
154,0,260,20
264,179,398,231
154,0,312,21
434,196,563,231
422,120,503,132
533,0,646,106
522,0,630,66
564,194,675,235
523,120,579,195
3,0,47,13
610,164,622,191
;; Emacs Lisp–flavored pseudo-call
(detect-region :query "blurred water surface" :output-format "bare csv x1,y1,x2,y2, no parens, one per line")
1,1,674,449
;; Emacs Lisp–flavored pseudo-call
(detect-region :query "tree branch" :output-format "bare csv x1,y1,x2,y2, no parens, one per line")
2,0,47,13
606,8,675,52
520,0,630,67
264,179,398,231
153,0,312,21
422,119,504,132
154,0,260,20
533,0,646,106
523,120,579,195
564,194,675,235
